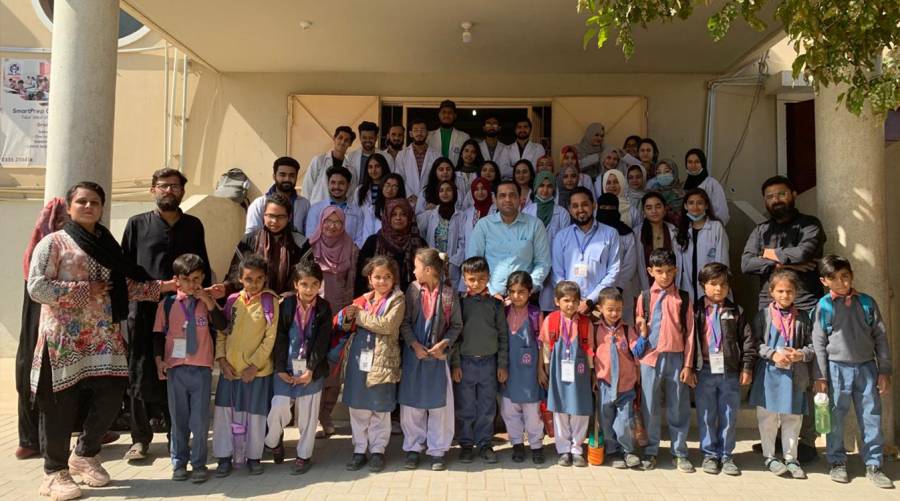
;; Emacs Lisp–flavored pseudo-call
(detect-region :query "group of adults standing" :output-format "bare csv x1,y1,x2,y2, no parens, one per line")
15,99,828,486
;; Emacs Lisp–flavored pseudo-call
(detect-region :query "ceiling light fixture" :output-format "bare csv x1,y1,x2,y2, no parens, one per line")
461,22,473,44
299,20,313,30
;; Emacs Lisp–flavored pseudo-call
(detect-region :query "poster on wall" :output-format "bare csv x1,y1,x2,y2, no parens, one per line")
1,58,50,167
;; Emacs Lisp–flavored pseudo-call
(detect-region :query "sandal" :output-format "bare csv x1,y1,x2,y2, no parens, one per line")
124,443,148,461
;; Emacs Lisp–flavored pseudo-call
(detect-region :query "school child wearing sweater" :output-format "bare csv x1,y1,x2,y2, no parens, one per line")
812,255,893,488
264,261,333,474
398,249,463,471
540,281,594,467
213,254,279,477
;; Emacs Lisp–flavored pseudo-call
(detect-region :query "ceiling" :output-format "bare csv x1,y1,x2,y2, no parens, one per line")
122,0,783,74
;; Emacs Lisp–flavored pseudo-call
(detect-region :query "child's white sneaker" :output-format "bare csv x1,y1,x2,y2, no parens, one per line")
38,470,82,500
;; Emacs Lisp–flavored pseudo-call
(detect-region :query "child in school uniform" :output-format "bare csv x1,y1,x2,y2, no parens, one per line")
812,255,893,488
500,271,546,464
451,256,509,464
399,249,463,471
691,263,755,476
541,281,594,467
748,268,814,479
338,255,405,473
592,287,641,470
633,248,696,472
153,254,227,483
264,261,333,474
213,254,279,477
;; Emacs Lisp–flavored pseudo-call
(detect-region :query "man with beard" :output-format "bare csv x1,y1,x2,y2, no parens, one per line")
507,117,546,171
466,180,551,296
346,121,382,181
395,118,439,200
382,124,405,169
741,174,825,464
246,156,310,235
426,100,470,165
302,126,356,204
478,116,512,178
552,187,621,314
305,166,364,246
120,168,216,461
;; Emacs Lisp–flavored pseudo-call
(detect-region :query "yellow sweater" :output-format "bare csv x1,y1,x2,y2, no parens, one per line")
215,290,279,376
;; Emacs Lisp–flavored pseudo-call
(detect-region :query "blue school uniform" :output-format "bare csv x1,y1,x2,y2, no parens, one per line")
342,301,397,413
502,306,542,404
399,309,448,409
749,313,808,415
545,313,593,417
273,313,325,399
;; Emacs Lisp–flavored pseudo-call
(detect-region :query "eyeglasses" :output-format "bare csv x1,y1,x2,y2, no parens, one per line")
764,191,790,201
155,183,184,192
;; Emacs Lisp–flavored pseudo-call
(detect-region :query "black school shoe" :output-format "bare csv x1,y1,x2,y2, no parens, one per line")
511,444,526,463
191,467,210,484
532,448,545,464
431,455,447,471
404,451,420,470
247,459,264,475
270,445,285,464
215,458,233,478
346,453,367,471
480,446,498,464
459,446,475,463
369,453,386,472
172,466,189,481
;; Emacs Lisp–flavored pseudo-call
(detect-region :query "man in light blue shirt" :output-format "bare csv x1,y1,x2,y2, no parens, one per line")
246,156,310,235
553,187,621,313
466,180,551,296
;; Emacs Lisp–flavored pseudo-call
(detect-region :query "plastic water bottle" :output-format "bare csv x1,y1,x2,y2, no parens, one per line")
814,393,831,434
231,419,247,467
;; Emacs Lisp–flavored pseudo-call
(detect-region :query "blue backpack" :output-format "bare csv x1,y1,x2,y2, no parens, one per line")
815,293,876,335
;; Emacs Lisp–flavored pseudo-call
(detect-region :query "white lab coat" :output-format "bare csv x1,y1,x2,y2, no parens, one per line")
413,173,469,216
427,128,470,165
301,152,358,205
616,230,639,324
346,148,396,177
455,204,497,292
633,222,683,291
696,176,730,225
394,145,440,197
305,200,366,248
456,170,479,210
678,219,729,302
478,140,513,178
507,141,546,170
417,208,465,289
523,201,571,311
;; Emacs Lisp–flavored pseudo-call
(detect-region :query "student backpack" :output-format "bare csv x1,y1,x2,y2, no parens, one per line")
815,293,876,335
223,291,276,330
213,168,251,208
641,288,691,335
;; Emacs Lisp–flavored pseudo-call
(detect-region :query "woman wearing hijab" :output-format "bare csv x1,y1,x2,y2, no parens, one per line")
455,178,495,292
595,169,641,228
356,198,425,296
573,122,606,178
556,163,582,210
226,193,311,295
416,157,466,215
17,198,68,460
625,164,647,217
27,182,175,499
309,205,359,438
682,148,730,225
645,158,686,226
523,170,570,312
596,193,639,324
361,173,406,244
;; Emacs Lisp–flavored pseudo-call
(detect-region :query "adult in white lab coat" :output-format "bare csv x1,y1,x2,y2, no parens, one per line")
302,125,356,205
478,115,512,177
455,138,484,210
353,153,391,210
395,118,439,202
682,148,730,225
417,179,465,288
414,157,467,215
634,191,683,290
507,117,545,170
675,188,729,301
305,166,365,247
559,145,596,196
596,193,639,324
454,177,496,292
380,123,406,170
595,169,640,228
359,173,407,244
345,121,383,182
426,99,470,164
512,159,536,209
524,170,571,311
625,164,648,229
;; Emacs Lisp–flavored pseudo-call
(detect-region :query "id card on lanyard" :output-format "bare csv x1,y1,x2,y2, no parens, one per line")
172,299,197,359
707,306,724,374
359,294,387,373
560,317,576,383
572,226,598,279
293,304,313,375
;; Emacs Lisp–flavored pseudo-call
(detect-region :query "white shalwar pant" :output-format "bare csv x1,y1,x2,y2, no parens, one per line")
349,408,391,454
212,406,267,460
264,391,322,459
400,369,455,457
553,413,589,455
500,397,544,449
756,406,802,461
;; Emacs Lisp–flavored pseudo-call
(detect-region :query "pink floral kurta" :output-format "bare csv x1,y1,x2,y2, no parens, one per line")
27,230,161,393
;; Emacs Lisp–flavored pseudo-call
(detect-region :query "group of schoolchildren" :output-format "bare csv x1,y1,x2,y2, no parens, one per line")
152,241,893,489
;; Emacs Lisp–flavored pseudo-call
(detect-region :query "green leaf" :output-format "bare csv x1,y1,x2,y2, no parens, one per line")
583,27,598,49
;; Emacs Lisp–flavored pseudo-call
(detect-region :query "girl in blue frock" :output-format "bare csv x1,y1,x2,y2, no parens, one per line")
499,271,546,464
337,255,406,473
398,249,463,471
539,281,595,467
748,269,814,479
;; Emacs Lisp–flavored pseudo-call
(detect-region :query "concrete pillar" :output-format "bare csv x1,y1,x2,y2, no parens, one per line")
814,84,895,450
44,0,120,222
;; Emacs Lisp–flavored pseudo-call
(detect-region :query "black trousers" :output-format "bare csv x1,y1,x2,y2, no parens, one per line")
18,391,40,450
129,394,170,445
36,349,127,473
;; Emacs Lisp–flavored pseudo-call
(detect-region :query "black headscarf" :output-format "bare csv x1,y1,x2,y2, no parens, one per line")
596,193,633,236
682,148,709,191
64,221,151,322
